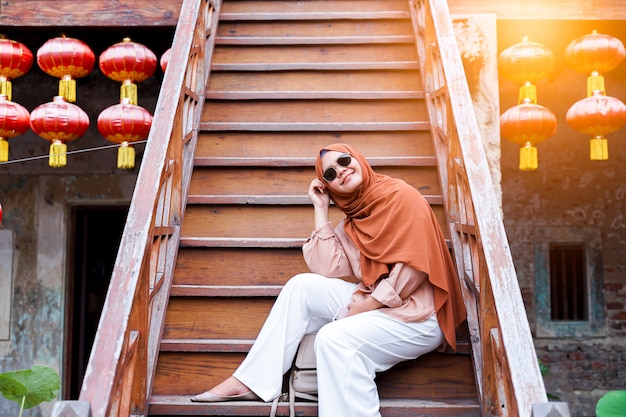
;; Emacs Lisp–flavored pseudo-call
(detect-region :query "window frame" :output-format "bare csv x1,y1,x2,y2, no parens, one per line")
534,226,605,338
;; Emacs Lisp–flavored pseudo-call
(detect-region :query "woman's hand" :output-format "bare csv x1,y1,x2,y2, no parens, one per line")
346,297,383,317
308,178,330,209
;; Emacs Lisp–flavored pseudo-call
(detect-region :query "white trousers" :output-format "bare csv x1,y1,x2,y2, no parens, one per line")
233,273,444,417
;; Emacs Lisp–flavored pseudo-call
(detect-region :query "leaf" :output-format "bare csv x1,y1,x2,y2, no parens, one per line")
0,365,60,409
596,390,626,417
0,374,28,405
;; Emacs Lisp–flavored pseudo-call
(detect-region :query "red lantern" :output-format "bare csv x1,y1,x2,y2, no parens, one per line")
36,35,95,103
499,36,554,104
160,48,171,73
566,90,626,161
30,96,90,167
0,37,33,101
0,94,30,162
500,99,557,171
97,98,153,169
566,30,625,96
99,38,157,105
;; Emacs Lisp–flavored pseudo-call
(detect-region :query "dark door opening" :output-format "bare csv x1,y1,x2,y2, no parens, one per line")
65,205,128,400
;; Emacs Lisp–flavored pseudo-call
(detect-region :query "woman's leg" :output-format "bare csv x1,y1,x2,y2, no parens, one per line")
197,273,356,402
315,311,443,417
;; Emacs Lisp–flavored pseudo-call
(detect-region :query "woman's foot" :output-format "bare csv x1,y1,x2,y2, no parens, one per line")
191,376,259,402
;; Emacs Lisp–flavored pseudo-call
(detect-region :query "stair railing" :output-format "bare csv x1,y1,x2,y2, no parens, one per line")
51,0,220,416
408,1,566,416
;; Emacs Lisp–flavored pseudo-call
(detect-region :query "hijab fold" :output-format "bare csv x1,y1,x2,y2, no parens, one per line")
315,143,466,351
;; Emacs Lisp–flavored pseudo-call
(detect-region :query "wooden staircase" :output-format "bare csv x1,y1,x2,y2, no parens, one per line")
51,0,558,416
149,0,478,415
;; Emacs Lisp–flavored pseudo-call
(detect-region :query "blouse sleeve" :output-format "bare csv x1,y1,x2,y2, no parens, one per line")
302,221,355,278
371,262,429,308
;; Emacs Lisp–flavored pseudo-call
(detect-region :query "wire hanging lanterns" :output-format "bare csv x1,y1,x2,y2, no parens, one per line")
0,94,30,162
36,35,95,103
99,38,157,105
97,98,153,169
499,37,557,170
29,96,90,167
565,30,626,161
0,37,33,101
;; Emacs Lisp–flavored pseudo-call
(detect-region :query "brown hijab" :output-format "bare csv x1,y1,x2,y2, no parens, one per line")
315,143,466,351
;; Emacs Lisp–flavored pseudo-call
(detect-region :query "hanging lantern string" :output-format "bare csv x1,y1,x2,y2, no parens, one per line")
0,139,147,166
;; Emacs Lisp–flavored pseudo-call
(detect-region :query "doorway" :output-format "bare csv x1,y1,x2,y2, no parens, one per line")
65,205,128,400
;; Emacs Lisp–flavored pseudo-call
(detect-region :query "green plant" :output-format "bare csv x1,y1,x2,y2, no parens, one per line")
537,357,560,401
0,365,60,417
596,390,626,417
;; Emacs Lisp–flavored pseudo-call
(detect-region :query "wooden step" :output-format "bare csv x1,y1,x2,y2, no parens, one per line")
195,131,435,160
206,70,423,100
174,248,307,286
149,396,481,416
219,0,411,21
216,19,414,45
152,350,476,399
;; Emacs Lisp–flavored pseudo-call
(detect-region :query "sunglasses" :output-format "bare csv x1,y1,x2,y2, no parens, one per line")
322,153,352,182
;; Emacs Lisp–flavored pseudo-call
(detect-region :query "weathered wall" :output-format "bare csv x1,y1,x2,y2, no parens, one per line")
0,28,169,416
498,20,626,416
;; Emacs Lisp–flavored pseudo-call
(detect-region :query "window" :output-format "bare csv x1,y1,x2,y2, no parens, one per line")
534,227,604,337
549,243,587,321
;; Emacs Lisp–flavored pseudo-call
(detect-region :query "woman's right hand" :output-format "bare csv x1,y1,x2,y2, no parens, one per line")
308,178,330,209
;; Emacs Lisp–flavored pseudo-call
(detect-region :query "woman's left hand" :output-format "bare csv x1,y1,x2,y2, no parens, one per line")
346,297,383,317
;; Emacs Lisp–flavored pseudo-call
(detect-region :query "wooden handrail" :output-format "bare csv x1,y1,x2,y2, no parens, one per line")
408,1,553,416
51,0,220,416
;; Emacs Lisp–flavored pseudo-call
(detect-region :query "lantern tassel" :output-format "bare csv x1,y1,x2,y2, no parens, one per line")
518,82,537,104
117,142,135,169
121,81,138,105
587,72,605,97
49,140,67,167
0,78,12,102
519,142,538,171
59,76,77,103
590,136,608,160
0,138,8,162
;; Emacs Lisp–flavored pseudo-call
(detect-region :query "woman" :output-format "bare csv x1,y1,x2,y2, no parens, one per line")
191,143,466,417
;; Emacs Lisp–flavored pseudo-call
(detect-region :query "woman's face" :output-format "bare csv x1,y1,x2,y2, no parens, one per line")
321,150,363,193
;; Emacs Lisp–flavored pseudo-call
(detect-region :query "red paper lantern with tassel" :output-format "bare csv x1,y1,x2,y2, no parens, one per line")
500,98,557,171
566,90,626,161
36,35,95,103
97,98,153,169
99,38,157,105
0,94,30,162
160,48,171,73
0,37,33,101
29,96,89,167
499,36,554,104
566,30,625,97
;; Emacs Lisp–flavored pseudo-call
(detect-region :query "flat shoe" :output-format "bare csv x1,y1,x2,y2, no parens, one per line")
191,390,259,402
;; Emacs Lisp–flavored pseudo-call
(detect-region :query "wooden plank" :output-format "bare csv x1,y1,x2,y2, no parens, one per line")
216,19,413,42
195,131,435,159
174,248,307,286
212,44,417,67
180,204,448,240
152,351,476,399
220,0,408,17
202,99,428,124
448,0,626,20
149,396,481,417
163,297,274,339
0,0,182,26
207,70,423,97
188,166,441,199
